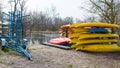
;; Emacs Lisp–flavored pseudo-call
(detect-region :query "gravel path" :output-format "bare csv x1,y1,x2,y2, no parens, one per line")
0,44,120,68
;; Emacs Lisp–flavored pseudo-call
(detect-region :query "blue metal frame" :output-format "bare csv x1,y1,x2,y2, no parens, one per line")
2,11,32,60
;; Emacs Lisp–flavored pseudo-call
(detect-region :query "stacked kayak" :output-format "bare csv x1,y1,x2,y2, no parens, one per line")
70,22,120,52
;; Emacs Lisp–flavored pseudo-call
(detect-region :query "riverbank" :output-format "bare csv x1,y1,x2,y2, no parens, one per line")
0,44,120,68
27,31,60,34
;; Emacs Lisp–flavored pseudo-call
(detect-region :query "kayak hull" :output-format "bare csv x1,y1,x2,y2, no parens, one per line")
71,22,119,28
75,44,120,52
49,38,71,45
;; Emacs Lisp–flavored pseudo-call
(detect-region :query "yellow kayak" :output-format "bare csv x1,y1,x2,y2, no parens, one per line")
71,44,85,49
71,44,78,49
75,44,120,52
70,39,79,43
70,28,111,33
71,22,119,28
69,33,80,38
72,27,90,33
77,39,118,45
79,34,119,40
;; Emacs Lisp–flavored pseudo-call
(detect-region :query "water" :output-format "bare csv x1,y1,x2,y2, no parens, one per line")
26,33,59,44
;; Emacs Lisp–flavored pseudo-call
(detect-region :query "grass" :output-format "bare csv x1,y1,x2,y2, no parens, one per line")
3,47,11,52
68,64,73,68
0,47,4,55
30,48,37,50
0,47,15,66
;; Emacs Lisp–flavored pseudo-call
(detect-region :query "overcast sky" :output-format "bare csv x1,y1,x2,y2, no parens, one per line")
2,0,90,20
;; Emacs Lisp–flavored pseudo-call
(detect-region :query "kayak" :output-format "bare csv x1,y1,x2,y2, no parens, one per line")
69,33,80,38
72,27,90,33
75,44,120,52
78,34,119,40
61,25,70,29
69,27,111,33
69,22,120,53
71,22,119,28
89,28,109,33
76,39,118,45
70,39,79,43
49,38,71,45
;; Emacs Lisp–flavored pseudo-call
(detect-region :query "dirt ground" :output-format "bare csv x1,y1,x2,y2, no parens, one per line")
0,44,120,68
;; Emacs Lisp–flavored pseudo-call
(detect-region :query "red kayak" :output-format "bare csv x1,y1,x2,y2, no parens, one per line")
49,38,71,45
60,24,70,29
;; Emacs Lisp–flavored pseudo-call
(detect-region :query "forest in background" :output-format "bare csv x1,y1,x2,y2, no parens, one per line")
0,0,120,34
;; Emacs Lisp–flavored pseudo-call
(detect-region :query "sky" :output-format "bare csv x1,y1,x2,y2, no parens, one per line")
2,0,90,20
26,0,89,20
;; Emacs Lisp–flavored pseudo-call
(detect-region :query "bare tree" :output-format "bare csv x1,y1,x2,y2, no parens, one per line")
19,0,28,38
89,0,120,24
84,17,96,22
0,1,3,20
8,0,28,38
27,5,73,32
